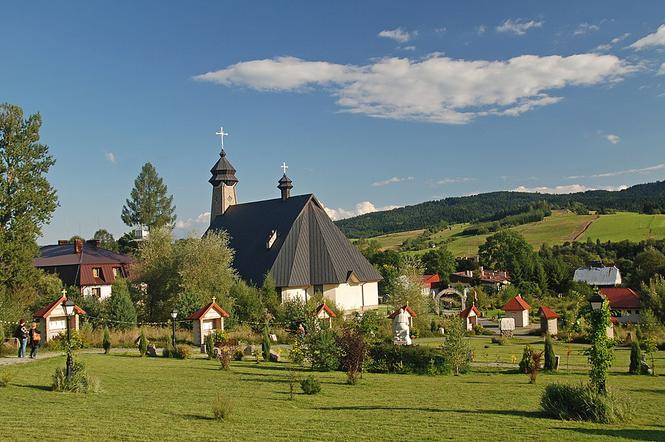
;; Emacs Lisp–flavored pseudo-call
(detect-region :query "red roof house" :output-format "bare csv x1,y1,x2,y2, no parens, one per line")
33,295,86,342
459,305,481,331
599,287,642,323
538,306,559,320
314,303,337,319
502,295,531,327
538,306,559,335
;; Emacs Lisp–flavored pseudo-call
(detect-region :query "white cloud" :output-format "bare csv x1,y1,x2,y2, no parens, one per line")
195,53,634,124
476,25,487,35
606,134,621,144
629,24,665,50
574,23,600,36
176,212,210,229
595,33,631,52
323,201,402,221
496,19,543,36
372,176,414,187
658,62,665,75
104,152,116,163
591,163,665,178
378,27,416,43
513,184,628,194
436,177,475,185
400,46,417,51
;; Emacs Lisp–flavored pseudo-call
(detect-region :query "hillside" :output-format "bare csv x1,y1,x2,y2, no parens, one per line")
367,210,665,257
336,180,665,238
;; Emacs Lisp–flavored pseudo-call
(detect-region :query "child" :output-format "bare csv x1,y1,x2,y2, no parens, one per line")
29,322,41,359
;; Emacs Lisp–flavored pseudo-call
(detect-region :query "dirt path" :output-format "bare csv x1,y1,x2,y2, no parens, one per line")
571,214,599,241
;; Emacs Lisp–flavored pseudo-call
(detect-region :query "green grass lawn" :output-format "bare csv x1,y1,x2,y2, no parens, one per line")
2,350,665,441
366,211,665,257
581,212,665,243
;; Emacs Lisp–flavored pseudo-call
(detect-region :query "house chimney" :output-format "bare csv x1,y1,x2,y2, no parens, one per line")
74,239,83,254
58,240,68,246
86,239,100,248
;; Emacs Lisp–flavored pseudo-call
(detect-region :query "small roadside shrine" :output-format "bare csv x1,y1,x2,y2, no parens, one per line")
33,294,86,343
502,294,531,327
459,304,481,331
186,297,229,352
538,306,559,335
314,303,336,328
388,304,416,345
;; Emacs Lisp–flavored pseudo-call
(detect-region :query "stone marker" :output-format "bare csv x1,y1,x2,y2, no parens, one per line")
146,343,158,357
269,350,280,362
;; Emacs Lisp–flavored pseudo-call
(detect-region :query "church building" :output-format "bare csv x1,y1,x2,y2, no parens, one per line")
205,130,382,313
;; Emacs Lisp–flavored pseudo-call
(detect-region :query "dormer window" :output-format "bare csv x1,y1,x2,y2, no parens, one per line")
92,267,101,278
266,230,277,249
112,267,121,277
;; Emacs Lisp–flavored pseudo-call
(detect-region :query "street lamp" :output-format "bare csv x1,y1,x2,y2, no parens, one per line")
587,292,611,394
170,309,178,350
588,293,607,311
62,298,76,380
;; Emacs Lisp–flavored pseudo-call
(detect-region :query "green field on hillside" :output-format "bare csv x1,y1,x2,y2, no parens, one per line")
366,211,665,257
2,349,665,441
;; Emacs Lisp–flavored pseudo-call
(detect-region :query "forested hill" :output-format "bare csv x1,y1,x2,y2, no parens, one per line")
335,180,665,238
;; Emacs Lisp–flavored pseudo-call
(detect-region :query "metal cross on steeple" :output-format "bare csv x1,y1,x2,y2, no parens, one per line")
215,126,229,152
281,162,288,175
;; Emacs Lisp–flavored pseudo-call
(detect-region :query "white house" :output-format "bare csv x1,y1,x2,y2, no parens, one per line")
502,294,531,328
33,295,86,342
459,305,481,331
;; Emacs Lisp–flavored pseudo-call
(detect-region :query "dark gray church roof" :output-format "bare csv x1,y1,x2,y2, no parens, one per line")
207,194,382,287
209,149,238,185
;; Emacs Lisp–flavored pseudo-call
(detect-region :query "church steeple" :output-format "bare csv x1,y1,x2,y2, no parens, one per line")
278,162,293,201
210,127,238,219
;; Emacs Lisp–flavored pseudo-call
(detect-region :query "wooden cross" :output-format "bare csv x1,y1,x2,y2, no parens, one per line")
61,288,67,297
215,127,229,152
281,162,288,174
212,296,217,304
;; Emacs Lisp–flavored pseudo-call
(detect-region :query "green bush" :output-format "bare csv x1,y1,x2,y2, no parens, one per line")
541,383,632,423
205,333,216,360
491,336,507,345
162,340,174,358
211,393,233,421
629,340,641,374
262,324,271,361
367,343,450,375
519,345,535,374
102,326,111,355
300,376,321,395
302,328,340,371
175,345,192,359
544,335,556,371
0,370,13,387
52,361,100,393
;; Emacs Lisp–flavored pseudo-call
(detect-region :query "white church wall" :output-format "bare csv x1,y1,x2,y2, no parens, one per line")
324,282,379,312
280,286,311,303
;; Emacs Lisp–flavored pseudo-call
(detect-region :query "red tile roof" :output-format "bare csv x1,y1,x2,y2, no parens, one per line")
502,295,531,311
421,274,441,286
33,296,86,318
388,305,417,319
186,302,230,320
314,303,337,318
459,305,481,318
538,306,559,320
451,269,510,284
599,288,641,310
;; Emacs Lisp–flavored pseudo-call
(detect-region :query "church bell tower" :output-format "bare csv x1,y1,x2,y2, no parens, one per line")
209,127,238,219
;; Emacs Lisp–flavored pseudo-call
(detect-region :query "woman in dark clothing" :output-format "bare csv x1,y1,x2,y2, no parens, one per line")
29,322,41,359
15,319,29,358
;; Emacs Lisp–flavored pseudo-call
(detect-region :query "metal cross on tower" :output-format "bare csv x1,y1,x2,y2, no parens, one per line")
281,162,288,174
215,126,229,152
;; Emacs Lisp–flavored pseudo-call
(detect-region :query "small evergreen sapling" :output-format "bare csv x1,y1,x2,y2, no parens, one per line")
262,322,271,362
102,325,111,355
629,340,641,374
206,333,216,360
138,329,148,357
543,334,556,371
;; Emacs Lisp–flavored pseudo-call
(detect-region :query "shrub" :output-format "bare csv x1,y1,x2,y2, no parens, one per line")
0,341,13,357
175,345,192,359
300,376,321,395
302,327,340,371
541,383,633,423
205,333,216,360
217,339,239,370
491,336,507,345
52,361,100,393
519,345,535,374
367,343,449,375
211,393,233,421
0,370,13,387
102,326,111,355
338,326,367,385
162,340,174,358
544,335,556,371
138,329,148,357
262,323,271,361
629,340,641,374
443,319,470,375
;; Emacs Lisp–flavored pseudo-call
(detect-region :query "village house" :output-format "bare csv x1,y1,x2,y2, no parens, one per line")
420,274,441,296
502,294,531,328
205,134,382,313
573,264,622,287
599,287,641,323
538,306,559,335
33,239,134,300
449,267,510,291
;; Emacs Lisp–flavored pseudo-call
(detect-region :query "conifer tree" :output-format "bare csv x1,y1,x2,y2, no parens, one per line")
443,318,471,375
107,278,137,330
121,162,176,230
543,334,556,371
138,328,148,357
629,340,641,374
102,325,111,354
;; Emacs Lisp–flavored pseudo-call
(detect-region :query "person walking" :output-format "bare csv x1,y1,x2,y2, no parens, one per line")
29,322,41,359
14,319,29,358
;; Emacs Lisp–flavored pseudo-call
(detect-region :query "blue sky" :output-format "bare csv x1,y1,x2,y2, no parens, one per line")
2,1,665,243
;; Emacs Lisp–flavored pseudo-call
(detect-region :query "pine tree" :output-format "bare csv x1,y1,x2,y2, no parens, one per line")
0,104,58,297
138,328,148,357
543,334,556,371
102,325,111,354
629,340,641,374
107,278,137,330
121,162,176,230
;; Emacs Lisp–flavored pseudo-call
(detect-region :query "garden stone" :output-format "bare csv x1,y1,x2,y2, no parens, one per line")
146,344,158,357
243,345,256,356
269,350,280,362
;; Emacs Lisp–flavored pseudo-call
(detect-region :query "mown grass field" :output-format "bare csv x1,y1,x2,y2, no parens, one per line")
367,211,665,257
1,350,665,441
